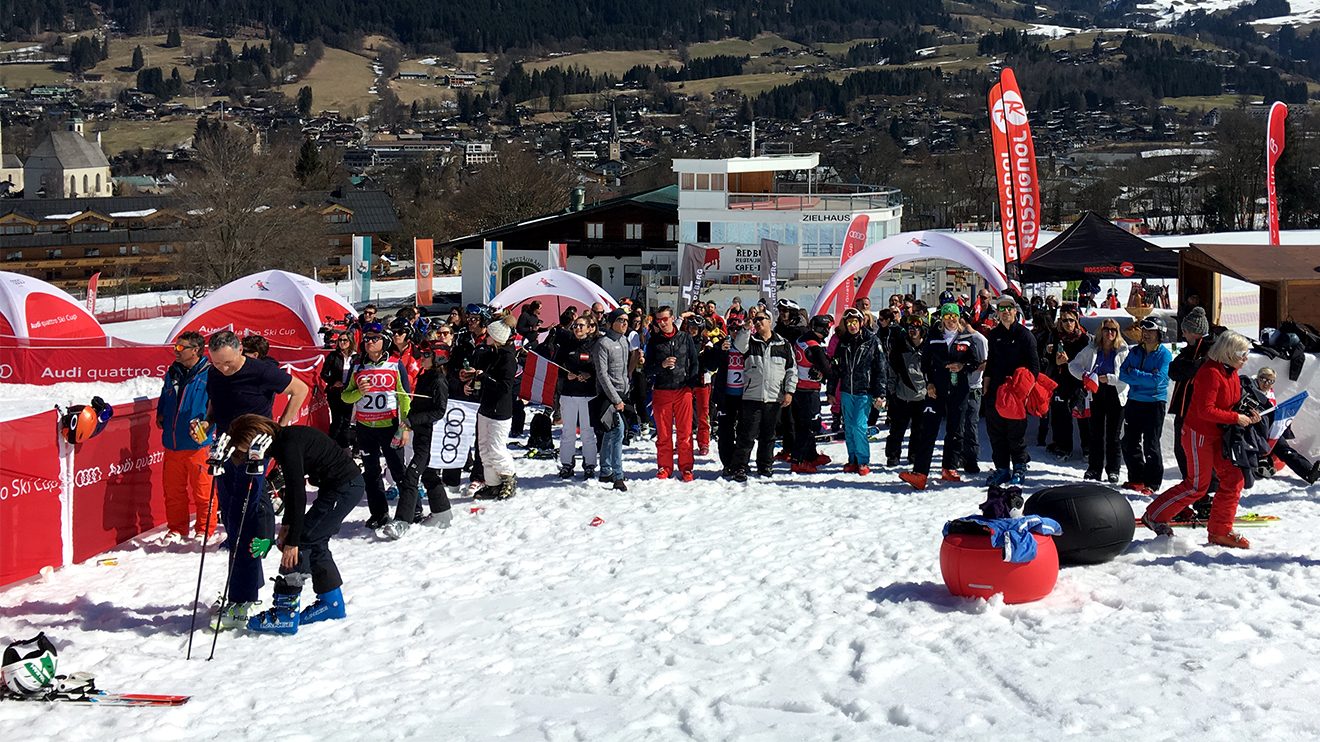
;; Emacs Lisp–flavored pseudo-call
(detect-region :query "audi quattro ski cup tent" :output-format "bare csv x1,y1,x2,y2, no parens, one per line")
491,269,619,317
0,270,106,344
811,231,1011,316
168,269,355,346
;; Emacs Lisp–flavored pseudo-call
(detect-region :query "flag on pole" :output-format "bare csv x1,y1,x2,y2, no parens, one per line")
999,68,1041,262
988,82,1019,264
85,272,100,313
352,235,373,303
548,242,568,270
414,238,434,306
1267,390,1308,448
1266,101,1288,246
483,240,502,304
520,350,561,406
759,238,779,308
833,214,869,317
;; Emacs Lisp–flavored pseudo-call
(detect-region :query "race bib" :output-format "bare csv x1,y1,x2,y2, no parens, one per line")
353,367,400,423
726,354,746,393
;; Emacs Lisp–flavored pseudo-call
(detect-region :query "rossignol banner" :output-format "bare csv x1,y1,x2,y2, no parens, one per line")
834,215,869,316
429,399,479,469
1267,101,1289,246
353,235,372,304
999,68,1041,262
548,242,568,270
759,238,780,308
988,82,1019,263
483,240,502,304
85,272,100,314
414,238,434,306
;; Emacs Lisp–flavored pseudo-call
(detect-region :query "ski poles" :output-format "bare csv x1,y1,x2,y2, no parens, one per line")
208,469,255,661
185,476,219,660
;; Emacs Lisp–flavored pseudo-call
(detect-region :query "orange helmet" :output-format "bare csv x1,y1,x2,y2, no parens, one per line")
60,397,113,445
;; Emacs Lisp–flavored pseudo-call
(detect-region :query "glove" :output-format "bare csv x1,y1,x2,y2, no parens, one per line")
207,432,234,476
250,537,273,558
245,433,274,475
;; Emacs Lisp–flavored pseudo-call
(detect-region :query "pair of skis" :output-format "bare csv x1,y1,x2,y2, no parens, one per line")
1,673,189,707
1136,513,1280,529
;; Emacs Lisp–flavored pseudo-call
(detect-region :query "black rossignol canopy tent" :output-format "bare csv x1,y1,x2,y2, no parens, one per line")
1019,211,1179,282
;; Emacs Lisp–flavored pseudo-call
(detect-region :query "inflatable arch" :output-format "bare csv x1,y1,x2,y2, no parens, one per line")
811,232,1011,317
491,269,618,314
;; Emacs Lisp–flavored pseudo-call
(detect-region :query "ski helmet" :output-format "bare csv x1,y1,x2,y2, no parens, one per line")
809,314,833,335
2,633,58,697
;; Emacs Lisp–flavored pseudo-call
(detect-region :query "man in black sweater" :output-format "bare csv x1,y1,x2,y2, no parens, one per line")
984,294,1039,484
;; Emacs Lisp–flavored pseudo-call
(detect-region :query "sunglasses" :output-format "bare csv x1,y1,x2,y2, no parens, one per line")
752,316,770,324
1259,377,1275,385
997,306,1017,312
1060,318,1077,323
437,329,452,335
656,316,673,322
364,335,384,342
1102,327,1118,333
1236,350,1250,360
573,322,590,329
174,343,200,352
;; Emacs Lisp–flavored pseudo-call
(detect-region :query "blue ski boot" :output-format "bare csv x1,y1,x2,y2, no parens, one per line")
1008,464,1028,486
247,593,300,635
987,468,1012,486
300,587,346,625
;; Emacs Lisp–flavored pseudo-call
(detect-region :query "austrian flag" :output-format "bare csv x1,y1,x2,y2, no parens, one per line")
520,351,561,406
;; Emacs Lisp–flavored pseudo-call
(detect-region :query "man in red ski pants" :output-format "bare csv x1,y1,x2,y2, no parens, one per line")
645,307,699,481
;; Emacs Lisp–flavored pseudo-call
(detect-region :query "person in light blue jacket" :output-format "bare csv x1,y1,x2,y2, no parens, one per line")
1119,318,1173,493
157,331,216,542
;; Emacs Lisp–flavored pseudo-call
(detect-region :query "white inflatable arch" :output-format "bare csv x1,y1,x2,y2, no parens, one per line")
811,231,1010,316
491,269,618,312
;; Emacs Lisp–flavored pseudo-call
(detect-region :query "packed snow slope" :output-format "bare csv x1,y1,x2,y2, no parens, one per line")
2,430,1320,739
1138,0,1320,25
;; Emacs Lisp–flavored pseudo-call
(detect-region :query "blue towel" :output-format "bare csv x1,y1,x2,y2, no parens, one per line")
943,515,1063,563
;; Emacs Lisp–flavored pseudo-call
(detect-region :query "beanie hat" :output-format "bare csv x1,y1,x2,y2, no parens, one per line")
939,302,961,317
487,321,512,345
1181,306,1209,337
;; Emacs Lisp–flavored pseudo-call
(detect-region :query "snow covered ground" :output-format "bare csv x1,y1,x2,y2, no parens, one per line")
3,422,1320,739
1138,0,1320,25
90,276,460,315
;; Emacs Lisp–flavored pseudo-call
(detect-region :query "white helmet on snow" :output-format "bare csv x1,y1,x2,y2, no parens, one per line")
2,633,58,697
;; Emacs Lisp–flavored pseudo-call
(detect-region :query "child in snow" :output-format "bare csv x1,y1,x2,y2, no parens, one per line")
224,414,365,634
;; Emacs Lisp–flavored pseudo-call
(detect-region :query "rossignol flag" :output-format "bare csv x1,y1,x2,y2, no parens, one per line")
414,238,434,306
482,240,502,304
679,243,717,307
1266,390,1308,447
352,235,372,303
85,272,100,313
999,68,1041,262
834,214,869,317
988,82,1019,263
1267,101,1289,246
548,242,568,270
520,350,561,406
759,238,779,308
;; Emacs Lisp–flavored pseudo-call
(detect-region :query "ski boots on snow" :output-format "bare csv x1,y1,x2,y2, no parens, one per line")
211,600,258,631
987,469,1012,486
300,588,346,625
248,593,301,635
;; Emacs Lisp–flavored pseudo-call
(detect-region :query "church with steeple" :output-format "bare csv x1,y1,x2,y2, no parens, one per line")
1,117,113,199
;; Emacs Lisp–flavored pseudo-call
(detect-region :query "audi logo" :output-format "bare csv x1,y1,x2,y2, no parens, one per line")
435,406,468,466
0,363,11,380
73,467,103,488
356,371,396,389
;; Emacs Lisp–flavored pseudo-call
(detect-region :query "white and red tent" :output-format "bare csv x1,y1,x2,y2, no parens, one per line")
491,269,617,317
811,232,1011,316
168,270,355,347
0,270,106,344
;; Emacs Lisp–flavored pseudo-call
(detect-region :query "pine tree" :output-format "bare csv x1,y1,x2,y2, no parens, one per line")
131,45,145,71
295,138,321,185
296,85,314,116
165,26,183,48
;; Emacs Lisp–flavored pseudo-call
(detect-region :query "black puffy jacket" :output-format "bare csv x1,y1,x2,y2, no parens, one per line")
555,334,599,397
644,329,699,390
831,328,889,398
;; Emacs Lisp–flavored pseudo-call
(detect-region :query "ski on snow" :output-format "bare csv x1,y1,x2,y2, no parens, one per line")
1,673,189,707
1135,513,1279,529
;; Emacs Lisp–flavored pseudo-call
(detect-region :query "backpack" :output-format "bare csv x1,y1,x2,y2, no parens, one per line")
894,351,927,403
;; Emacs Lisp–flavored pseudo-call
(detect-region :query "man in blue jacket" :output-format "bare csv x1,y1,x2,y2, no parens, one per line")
157,331,216,543
1119,318,1173,493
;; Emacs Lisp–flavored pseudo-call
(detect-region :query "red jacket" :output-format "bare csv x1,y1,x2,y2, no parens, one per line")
995,367,1037,420
1025,372,1057,418
1184,361,1242,435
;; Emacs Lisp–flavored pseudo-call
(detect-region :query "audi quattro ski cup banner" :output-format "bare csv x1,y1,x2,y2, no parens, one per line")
833,215,868,317
69,398,169,563
429,399,479,469
1267,101,1288,246
415,238,434,306
0,409,64,586
759,238,779,308
3,345,175,385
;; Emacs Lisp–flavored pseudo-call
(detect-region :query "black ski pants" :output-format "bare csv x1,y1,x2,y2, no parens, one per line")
736,400,782,474
1122,400,1166,488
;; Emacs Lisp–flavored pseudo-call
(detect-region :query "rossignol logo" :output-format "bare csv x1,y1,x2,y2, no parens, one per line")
991,90,1028,133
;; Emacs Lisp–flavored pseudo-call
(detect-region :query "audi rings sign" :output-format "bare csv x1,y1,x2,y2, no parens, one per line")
429,399,479,469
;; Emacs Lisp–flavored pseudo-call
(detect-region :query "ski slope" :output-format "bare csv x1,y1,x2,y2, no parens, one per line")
2,425,1320,739
1138,0,1320,25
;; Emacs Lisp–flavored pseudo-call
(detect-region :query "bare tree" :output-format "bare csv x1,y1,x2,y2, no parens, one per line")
443,145,575,237
176,124,324,290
